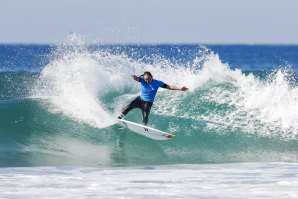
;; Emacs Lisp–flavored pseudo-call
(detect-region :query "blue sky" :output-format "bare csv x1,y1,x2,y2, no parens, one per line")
1,0,297,44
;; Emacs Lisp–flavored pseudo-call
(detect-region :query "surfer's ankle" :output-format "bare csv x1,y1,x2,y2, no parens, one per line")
117,113,124,119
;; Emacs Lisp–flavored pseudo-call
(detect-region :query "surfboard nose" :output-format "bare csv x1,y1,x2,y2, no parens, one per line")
165,134,175,139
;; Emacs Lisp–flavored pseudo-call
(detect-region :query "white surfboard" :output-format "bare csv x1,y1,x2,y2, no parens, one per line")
118,119,175,140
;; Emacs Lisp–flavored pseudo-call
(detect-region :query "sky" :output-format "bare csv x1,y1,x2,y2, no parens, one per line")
0,0,297,44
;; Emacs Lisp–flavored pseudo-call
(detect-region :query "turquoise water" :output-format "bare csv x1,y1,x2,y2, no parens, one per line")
1,37,298,167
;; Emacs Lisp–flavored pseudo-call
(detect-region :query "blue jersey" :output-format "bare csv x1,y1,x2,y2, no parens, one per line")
140,77,166,102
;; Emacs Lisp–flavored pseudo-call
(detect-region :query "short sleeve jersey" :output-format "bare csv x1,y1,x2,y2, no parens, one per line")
140,77,166,102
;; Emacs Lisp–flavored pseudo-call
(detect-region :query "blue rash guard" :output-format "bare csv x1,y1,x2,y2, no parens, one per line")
140,77,167,102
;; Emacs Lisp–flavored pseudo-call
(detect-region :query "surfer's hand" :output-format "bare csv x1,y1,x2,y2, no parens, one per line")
131,74,140,82
181,86,188,91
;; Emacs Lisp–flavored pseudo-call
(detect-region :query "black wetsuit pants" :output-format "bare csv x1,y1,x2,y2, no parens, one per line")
121,96,153,125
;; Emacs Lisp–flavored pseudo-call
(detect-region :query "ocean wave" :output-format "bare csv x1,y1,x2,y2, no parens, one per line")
1,35,298,166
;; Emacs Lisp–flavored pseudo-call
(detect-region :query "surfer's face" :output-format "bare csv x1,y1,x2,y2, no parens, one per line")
144,74,152,83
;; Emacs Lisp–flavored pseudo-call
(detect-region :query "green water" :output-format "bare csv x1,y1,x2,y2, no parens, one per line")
1,87,298,167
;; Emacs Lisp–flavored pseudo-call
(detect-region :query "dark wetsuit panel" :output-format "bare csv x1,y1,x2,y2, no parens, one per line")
121,96,153,125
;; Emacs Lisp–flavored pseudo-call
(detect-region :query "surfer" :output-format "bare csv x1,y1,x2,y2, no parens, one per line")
118,71,188,125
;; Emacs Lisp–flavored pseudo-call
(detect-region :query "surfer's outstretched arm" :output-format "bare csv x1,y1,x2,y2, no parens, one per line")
166,85,188,91
131,74,141,82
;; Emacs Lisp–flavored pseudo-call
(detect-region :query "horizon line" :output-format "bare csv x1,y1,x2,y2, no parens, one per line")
1,42,298,46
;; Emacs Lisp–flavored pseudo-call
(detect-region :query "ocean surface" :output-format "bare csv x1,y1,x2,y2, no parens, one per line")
1,35,298,198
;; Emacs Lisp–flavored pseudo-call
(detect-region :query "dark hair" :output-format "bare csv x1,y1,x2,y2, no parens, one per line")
143,71,153,78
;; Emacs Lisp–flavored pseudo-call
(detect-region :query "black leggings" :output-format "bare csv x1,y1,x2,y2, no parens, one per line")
121,96,153,125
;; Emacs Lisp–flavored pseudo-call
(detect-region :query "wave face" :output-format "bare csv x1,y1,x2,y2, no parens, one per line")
1,36,298,167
